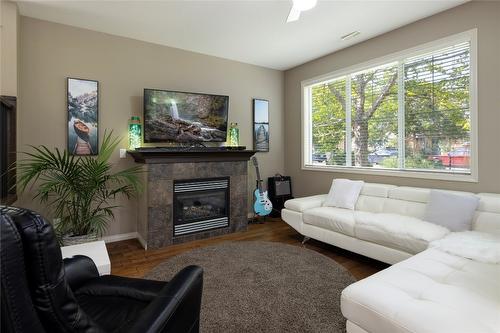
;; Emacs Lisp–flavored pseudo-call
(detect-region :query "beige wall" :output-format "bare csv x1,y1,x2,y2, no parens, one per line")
0,1,19,96
284,1,500,197
18,17,285,236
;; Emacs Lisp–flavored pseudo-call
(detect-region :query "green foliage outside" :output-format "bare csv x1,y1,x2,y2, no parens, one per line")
380,155,444,170
311,80,346,164
311,45,470,170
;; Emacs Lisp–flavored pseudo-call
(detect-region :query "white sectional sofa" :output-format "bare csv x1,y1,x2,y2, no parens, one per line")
341,247,500,333
282,183,500,264
282,182,500,333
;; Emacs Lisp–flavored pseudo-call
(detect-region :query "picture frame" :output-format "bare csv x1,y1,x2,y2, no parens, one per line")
253,98,269,152
67,77,99,155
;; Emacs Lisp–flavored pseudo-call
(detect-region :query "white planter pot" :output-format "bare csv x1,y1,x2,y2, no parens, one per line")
62,234,98,246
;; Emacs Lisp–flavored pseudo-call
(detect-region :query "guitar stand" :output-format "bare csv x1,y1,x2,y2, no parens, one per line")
250,206,283,224
251,214,267,224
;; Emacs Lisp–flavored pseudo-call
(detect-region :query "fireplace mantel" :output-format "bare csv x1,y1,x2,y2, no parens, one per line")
128,149,256,164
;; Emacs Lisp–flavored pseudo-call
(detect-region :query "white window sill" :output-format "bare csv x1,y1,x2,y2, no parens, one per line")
302,164,478,183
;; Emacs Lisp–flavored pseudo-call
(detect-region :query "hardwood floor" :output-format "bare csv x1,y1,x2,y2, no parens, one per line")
107,219,388,281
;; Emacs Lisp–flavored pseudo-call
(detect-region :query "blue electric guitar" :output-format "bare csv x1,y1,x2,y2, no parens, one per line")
252,157,273,216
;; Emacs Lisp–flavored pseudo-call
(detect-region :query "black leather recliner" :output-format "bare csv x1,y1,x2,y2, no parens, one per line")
0,206,203,333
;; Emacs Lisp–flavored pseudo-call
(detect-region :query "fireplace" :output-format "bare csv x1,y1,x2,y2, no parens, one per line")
130,149,253,249
173,177,230,236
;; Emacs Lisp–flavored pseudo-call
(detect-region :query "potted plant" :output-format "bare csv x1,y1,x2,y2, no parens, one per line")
16,130,142,245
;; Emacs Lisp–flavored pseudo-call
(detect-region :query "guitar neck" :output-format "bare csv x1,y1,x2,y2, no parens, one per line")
254,165,263,194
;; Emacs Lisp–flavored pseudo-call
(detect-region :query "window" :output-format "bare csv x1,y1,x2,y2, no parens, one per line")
303,31,476,181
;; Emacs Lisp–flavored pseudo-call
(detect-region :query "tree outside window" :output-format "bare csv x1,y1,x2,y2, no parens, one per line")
308,40,471,175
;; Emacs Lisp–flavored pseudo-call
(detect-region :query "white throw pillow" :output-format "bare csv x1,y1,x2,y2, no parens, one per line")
323,179,364,210
424,190,480,232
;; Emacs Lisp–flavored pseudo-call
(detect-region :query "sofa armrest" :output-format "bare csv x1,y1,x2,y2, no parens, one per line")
284,194,327,212
126,265,204,333
63,255,100,291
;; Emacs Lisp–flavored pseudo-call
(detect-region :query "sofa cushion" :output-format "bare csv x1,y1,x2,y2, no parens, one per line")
284,194,326,213
477,193,500,214
303,207,356,237
323,179,364,210
430,231,500,264
341,248,500,333
424,190,480,232
473,194,500,236
474,211,500,236
388,186,430,203
355,195,386,214
381,198,427,219
354,212,449,254
360,183,396,198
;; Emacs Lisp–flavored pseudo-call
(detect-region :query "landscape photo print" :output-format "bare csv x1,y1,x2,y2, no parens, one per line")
67,78,99,155
253,98,269,152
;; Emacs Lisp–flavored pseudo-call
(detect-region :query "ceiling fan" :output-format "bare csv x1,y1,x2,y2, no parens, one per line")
287,0,318,23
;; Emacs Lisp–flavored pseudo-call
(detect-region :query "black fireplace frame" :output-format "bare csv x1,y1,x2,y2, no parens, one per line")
172,176,230,237
0,96,17,205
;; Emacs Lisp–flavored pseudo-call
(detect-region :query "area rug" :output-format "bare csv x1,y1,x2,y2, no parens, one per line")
145,241,355,333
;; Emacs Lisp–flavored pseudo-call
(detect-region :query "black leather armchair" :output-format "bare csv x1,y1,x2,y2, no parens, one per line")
0,206,203,333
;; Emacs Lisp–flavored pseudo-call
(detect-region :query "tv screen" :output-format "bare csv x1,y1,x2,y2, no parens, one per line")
144,89,229,143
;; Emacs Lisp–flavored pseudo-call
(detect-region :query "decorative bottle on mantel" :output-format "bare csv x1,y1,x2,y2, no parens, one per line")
228,122,240,147
128,116,142,150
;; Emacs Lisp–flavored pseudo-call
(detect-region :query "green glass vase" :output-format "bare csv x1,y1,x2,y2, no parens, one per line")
128,116,142,149
228,122,239,146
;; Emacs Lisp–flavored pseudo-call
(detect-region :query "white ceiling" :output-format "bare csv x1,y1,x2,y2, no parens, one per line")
15,0,467,70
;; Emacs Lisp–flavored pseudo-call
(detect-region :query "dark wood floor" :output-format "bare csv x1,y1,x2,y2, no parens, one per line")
107,219,388,281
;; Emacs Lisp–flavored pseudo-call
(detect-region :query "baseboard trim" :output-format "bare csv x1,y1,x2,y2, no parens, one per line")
101,232,138,244
136,233,147,250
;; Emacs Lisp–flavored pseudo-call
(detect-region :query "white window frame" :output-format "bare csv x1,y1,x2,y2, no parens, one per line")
301,29,478,182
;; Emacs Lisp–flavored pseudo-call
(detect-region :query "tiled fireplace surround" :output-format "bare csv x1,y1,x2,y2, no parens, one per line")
134,156,251,249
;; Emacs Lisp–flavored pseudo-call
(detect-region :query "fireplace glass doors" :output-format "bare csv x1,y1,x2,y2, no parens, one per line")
173,177,229,236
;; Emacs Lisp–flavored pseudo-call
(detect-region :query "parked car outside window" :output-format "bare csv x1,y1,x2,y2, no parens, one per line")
312,153,327,163
368,148,398,165
430,147,470,168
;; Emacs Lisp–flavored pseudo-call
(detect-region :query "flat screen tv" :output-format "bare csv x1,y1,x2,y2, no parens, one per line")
144,88,229,143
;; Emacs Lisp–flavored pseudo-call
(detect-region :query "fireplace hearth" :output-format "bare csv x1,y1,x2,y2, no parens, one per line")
173,177,229,236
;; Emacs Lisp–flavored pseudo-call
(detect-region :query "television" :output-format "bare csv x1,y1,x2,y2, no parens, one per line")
144,88,229,143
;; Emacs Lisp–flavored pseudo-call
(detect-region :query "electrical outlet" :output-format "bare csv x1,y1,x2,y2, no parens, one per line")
119,149,127,158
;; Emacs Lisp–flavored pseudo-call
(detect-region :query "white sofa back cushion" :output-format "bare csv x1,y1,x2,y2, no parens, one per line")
382,198,427,219
355,183,396,214
474,194,500,236
360,183,396,198
389,186,430,203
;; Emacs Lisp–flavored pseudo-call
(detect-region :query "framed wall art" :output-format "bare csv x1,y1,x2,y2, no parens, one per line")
253,98,269,152
67,78,99,155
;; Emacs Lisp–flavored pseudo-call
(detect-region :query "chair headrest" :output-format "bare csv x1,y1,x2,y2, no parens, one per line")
0,206,98,331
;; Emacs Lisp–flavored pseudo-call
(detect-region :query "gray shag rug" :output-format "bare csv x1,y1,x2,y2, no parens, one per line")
145,241,355,333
